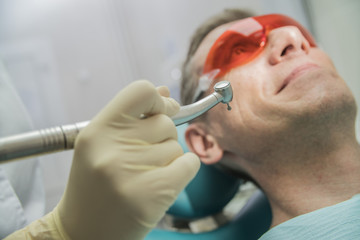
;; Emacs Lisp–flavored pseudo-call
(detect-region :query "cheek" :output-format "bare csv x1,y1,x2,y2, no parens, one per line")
228,69,276,128
311,49,337,71
207,72,276,151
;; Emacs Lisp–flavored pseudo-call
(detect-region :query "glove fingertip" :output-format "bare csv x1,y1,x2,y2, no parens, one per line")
156,86,170,97
182,152,201,176
164,97,181,117
171,152,200,182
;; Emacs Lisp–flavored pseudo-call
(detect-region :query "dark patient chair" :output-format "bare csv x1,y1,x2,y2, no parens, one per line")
145,124,272,240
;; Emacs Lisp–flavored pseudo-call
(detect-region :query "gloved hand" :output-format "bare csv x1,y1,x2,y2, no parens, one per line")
5,80,200,240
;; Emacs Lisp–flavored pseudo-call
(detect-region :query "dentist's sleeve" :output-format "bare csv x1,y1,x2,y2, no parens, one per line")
5,80,200,240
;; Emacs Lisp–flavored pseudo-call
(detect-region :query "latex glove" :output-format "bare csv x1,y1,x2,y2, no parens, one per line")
5,80,200,240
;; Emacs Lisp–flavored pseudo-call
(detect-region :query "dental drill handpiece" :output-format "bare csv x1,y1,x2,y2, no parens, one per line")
0,81,232,162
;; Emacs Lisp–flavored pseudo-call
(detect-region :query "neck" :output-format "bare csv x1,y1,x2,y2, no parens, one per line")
249,133,360,228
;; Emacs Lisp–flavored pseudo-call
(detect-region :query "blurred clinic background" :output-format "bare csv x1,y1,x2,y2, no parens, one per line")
0,0,359,213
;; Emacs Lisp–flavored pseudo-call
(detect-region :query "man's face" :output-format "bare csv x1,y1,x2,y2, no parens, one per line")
191,16,356,161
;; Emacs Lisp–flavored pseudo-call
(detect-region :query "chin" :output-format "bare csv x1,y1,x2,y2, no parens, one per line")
289,80,357,143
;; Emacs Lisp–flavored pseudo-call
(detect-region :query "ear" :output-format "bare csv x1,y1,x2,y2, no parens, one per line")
185,123,223,164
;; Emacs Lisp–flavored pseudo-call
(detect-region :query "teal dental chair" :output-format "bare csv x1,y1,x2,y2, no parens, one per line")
145,124,272,240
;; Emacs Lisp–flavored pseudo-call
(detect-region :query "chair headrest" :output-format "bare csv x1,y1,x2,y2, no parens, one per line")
168,124,241,219
145,125,272,239
146,190,272,240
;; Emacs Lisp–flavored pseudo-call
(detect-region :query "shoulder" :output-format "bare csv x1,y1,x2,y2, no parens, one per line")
260,195,360,240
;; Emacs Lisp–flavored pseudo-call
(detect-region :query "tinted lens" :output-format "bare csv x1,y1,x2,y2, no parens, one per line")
203,28,265,78
202,14,316,78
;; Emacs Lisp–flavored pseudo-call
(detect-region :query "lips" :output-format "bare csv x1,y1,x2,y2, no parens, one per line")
277,63,320,93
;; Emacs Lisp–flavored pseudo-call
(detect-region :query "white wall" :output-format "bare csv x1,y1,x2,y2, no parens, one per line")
305,0,360,140
0,0,136,211
0,0,358,212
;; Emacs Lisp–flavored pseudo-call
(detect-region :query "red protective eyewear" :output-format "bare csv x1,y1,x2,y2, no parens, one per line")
203,14,317,79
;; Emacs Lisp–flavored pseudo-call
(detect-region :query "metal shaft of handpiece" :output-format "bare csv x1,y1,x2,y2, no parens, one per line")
0,121,89,163
172,92,223,126
0,91,226,163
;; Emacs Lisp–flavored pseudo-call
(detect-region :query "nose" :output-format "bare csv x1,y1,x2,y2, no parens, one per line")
267,26,311,65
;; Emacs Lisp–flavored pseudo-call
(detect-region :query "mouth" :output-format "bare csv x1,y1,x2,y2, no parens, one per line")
277,63,320,94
